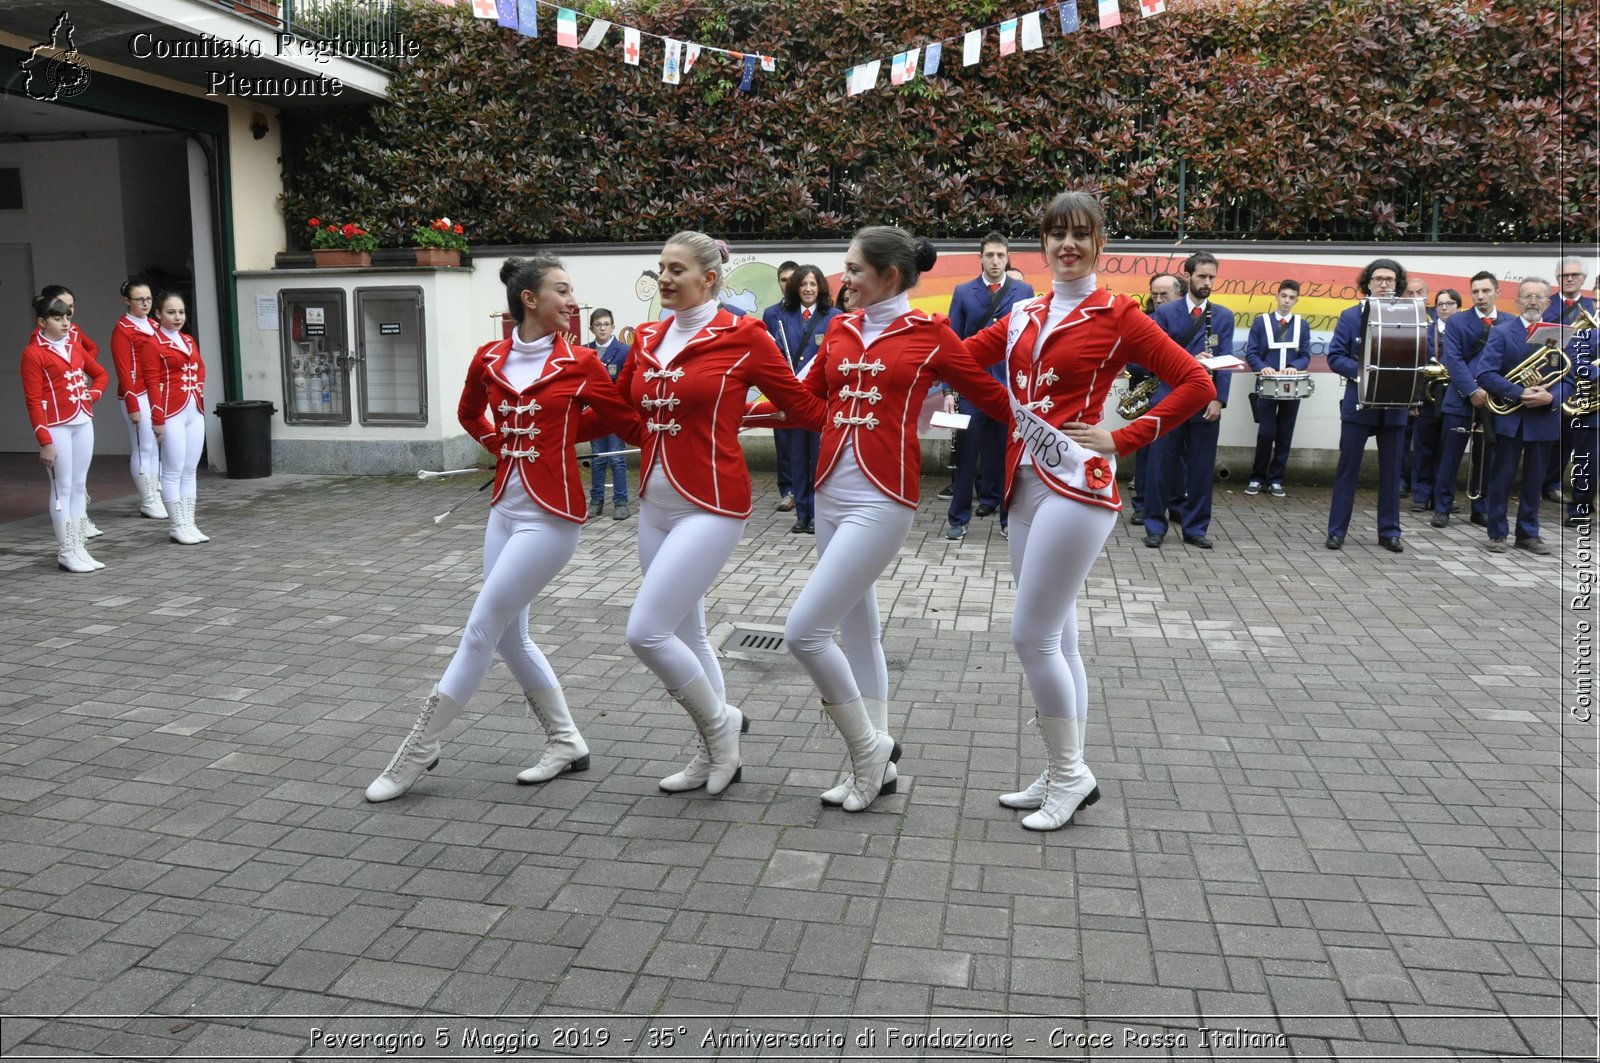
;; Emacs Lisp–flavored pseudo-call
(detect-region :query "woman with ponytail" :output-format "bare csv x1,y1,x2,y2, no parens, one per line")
22,292,108,572
365,256,644,802
964,191,1213,831
619,232,825,797
773,227,1013,812
110,278,166,519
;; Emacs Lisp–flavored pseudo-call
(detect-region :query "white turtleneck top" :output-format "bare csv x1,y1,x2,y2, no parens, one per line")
504,330,554,392
860,292,911,347
656,299,719,366
1031,275,1099,361
160,327,191,354
822,291,915,504
124,313,155,335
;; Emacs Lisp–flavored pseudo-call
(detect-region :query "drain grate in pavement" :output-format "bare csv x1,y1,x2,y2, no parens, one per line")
719,623,787,658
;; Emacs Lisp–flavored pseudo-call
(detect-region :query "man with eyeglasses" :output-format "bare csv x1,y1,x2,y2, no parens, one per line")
1542,257,1595,514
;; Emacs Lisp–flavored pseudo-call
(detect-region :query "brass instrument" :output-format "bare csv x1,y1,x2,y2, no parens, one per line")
1464,411,1490,501
1563,369,1598,417
1118,374,1158,419
1485,344,1572,416
1420,360,1449,406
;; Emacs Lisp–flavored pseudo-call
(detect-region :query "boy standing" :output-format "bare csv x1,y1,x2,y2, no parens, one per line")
587,308,631,520
1243,280,1310,496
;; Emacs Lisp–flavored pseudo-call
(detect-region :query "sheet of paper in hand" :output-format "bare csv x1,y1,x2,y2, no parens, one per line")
1009,396,1116,497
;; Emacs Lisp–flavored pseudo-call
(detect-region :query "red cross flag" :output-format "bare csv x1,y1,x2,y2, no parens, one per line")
1140,0,1166,15
623,26,640,65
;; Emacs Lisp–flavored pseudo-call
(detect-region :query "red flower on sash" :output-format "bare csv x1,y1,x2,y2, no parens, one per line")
1083,455,1112,491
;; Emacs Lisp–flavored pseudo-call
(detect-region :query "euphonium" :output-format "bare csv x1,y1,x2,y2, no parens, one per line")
1118,374,1159,419
1420,360,1449,405
1485,343,1572,416
1563,369,1598,416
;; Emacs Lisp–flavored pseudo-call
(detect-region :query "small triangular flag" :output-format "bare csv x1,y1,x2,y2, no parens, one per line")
515,0,536,35
999,18,1017,56
578,18,609,48
495,0,516,29
471,0,496,17
1060,0,1081,33
623,26,641,64
1021,11,1044,49
663,38,682,83
738,53,757,91
1098,0,1122,28
923,42,943,76
684,42,701,71
556,8,578,46
962,29,981,65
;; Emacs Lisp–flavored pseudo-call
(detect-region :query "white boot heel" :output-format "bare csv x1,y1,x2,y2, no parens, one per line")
659,675,747,795
517,687,591,784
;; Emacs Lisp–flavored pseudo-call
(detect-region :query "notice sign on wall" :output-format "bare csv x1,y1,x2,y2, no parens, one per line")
380,322,402,336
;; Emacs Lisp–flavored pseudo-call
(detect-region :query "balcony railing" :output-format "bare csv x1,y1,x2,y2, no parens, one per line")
218,0,404,71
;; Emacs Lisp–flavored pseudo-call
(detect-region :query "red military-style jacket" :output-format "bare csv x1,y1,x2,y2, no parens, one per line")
966,288,1215,511
138,328,206,425
111,316,155,413
806,309,1012,507
621,309,826,518
458,334,644,523
21,331,108,446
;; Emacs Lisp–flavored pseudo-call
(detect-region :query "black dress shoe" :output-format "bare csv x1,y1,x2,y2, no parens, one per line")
1325,535,1344,550
1411,500,1431,513
936,484,955,499
1379,536,1404,553
790,520,808,533
1143,533,1164,548
1128,508,1145,524
1430,513,1449,528
1182,534,1214,549
1514,536,1550,555
975,504,997,517
1470,512,1488,526
802,521,815,534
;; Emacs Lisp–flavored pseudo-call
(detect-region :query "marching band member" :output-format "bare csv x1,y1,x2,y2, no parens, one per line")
111,278,167,520
22,292,108,572
1325,259,1411,551
620,232,826,797
1411,288,1461,514
1142,251,1233,549
1431,271,1514,530
965,191,1214,831
366,256,644,802
1545,256,1596,514
1127,272,1185,524
1242,279,1310,497
768,265,841,535
1476,278,1564,554
139,291,209,546
778,227,1011,812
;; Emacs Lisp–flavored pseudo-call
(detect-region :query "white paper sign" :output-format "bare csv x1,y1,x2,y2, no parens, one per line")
256,296,278,331
929,410,971,430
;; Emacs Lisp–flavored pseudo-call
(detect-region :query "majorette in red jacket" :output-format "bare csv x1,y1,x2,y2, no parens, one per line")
458,334,644,523
21,331,108,446
619,308,826,518
138,328,206,426
965,288,1215,511
805,309,1012,507
110,316,155,414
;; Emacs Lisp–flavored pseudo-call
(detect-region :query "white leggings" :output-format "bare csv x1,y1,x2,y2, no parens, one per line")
437,504,580,706
1006,467,1117,719
784,488,914,705
122,393,160,481
626,484,745,693
159,401,205,502
46,419,94,523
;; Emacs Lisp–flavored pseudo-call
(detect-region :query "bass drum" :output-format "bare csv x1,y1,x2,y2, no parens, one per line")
1358,297,1428,408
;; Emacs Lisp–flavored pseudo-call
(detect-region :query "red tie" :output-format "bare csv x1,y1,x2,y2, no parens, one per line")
989,283,1000,293
1483,315,1493,329
1569,299,1579,308
1191,306,1202,319
802,308,811,321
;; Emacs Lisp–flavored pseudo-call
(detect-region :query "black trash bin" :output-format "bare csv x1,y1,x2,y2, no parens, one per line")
213,400,276,479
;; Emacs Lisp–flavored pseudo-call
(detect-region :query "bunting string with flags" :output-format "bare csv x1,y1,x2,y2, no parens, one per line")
467,0,778,89
845,0,1162,95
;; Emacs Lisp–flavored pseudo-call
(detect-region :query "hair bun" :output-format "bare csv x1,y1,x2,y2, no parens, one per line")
914,238,938,273
714,239,731,264
499,257,526,284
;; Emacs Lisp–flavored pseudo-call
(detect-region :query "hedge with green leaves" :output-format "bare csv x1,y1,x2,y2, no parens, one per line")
280,0,1595,246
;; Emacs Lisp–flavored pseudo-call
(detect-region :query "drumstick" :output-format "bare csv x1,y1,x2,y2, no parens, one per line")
433,479,494,525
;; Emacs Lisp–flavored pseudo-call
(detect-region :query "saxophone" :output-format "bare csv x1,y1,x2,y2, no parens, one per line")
1117,374,1159,419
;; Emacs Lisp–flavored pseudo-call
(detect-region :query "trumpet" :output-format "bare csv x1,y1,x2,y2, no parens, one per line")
1420,360,1449,405
1118,374,1158,419
1485,343,1572,416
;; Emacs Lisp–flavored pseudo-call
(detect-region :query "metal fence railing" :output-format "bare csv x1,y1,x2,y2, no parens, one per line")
218,0,404,71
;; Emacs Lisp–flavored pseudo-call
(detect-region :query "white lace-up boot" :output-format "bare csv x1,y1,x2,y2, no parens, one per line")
820,696,900,812
517,687,590,784
820,695,899,806
658,673,747,795
71,517,105,570
55,517,95,573
182,496,209,542
1020,715,1101,832
139,474,168,519
365,688,466,802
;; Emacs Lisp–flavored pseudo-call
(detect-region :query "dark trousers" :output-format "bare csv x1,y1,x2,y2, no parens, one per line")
1144,417,1218,538
1327,420,1403,539
1131,446,1149,514
773,427,797,498
1434,413,1487,519
788,429,821,524
1249,397,1301,483
1485,435,1553,541
1411,411,1444,505
948,402,1005,527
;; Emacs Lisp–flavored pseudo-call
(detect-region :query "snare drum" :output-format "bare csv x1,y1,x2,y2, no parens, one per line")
1358,297,1428,408
1254,373,1314,401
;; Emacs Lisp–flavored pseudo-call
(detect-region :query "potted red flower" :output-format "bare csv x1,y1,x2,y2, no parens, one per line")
412,217,468,267
308,217,377,268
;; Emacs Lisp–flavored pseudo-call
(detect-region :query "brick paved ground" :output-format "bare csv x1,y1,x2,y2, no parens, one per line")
0,471,1595,1062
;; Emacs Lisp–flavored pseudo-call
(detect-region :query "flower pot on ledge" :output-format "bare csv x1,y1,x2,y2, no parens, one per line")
413,248,462,268
313,249,372,268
